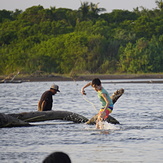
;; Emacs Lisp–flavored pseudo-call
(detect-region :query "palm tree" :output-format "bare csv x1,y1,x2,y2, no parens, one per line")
78,1,90,20
155,0,163,11
78,1,106,20
89,2,106,15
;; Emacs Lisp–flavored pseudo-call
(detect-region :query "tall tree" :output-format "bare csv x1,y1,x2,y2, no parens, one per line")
78,2,106,20
155,0,163,11
78,1,90,20
89,2,106,16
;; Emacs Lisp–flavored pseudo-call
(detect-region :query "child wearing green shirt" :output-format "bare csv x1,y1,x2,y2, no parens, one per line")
81,78,113,129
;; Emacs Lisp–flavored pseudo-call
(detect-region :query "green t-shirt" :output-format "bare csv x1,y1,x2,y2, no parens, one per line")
97,87,113,108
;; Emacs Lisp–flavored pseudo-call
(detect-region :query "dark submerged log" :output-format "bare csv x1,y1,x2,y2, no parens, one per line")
8,111,88,123
86,88,124,125
0,111,89,128
86,114,120,125
0,113,31,128
110,88,124,104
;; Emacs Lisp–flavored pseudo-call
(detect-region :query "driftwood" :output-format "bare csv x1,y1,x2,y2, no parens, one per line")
0,89,124,128
8,111,88,123
0,80,22,83
86,88,124,124
0,71,22,83
0,113,31,128
0,111,89,128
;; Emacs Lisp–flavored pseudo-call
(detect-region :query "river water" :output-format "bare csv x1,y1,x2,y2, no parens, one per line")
0,80,163,163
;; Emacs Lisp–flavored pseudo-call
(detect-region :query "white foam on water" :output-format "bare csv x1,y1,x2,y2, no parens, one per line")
98,121,120,130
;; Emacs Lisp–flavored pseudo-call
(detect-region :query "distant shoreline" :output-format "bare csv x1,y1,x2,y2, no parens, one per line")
1,74,163,83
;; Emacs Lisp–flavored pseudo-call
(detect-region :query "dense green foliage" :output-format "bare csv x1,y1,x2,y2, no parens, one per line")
0,1,163,75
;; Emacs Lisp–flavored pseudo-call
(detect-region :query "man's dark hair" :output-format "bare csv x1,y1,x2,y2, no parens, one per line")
92,78,101,86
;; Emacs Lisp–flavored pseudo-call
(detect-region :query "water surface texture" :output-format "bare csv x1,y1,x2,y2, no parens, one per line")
0,80,163,163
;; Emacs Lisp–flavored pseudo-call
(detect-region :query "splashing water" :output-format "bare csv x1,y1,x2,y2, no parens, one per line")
98,121,120,130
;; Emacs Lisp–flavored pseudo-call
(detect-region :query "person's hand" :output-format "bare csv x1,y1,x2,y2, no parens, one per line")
81,88,86,95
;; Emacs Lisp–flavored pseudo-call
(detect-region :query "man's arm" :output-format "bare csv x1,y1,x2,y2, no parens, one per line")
38,101,42,111
41,100,46,111
38,100,46,111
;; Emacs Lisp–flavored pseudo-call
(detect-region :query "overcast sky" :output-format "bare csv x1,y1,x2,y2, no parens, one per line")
0,0,158,13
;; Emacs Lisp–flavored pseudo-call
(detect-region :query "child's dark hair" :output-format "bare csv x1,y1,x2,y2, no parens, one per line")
91,78,101,86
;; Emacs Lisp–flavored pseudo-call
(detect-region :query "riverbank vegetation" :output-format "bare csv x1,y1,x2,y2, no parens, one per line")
0,1,163,75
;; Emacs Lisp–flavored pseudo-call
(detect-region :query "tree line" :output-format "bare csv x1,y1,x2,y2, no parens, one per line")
0,1,163,75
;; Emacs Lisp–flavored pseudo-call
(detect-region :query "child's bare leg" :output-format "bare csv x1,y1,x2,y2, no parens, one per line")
96,115,103,129
96,121,100,129
96,114,100,129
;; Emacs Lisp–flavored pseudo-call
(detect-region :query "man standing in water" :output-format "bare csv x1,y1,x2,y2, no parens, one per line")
81,78,113,129
38,84,60,111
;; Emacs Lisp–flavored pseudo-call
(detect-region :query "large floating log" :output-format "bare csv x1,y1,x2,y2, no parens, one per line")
86,88,124,125
8,110,89,123
0,113,31,128
0,111,89,128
